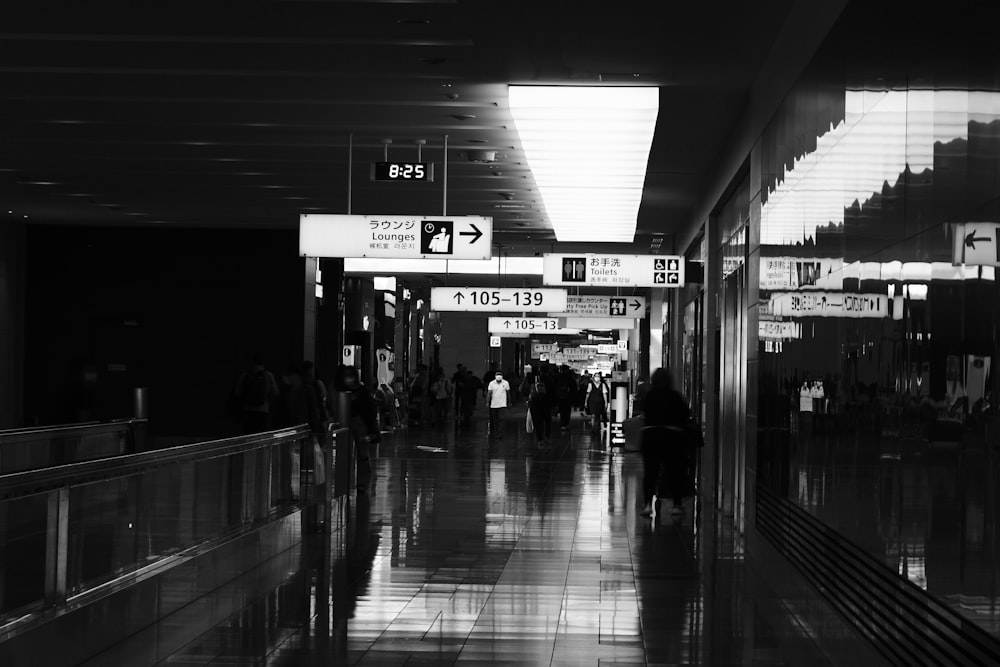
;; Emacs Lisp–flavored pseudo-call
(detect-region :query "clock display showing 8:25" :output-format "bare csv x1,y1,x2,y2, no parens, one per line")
372,162,431,181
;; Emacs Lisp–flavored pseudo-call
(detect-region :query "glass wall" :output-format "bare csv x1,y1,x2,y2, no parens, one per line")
756,4,1000,637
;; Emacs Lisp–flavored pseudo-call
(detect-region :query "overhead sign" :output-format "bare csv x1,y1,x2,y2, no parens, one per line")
768,292,888,319
760,257,845,291
561,317,637,330
543,253,684,287
549,294,646,318
487,317,580,336
952,222,1000,266
489,336,502,348
531,343,559,356
430,287,567,313
299,214,492,260
759,321,802,340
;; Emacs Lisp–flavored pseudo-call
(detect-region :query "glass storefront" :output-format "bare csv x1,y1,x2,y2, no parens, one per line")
755,5,1000,638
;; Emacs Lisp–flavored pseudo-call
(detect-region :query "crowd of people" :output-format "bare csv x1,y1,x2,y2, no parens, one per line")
231,354,700,519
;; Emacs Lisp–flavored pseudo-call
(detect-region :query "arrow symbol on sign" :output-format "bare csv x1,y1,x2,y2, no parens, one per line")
966,232,992,249
459,223,483,244
453,292,465,303
631,299,641,310
504,319,511,327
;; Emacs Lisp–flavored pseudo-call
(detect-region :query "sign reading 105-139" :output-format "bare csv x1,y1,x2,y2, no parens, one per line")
430,287,567,313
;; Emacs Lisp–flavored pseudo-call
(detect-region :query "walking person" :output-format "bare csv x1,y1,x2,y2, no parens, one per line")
584,371,611,436
459,369,482,424
333,364,380,495
556,365,576,431
486,369,511,439
528,377,551,447
639,367,691,517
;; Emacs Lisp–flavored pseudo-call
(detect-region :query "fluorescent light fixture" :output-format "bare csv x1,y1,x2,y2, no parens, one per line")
509,86,658,243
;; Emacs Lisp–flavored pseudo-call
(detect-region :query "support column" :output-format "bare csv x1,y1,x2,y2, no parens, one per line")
649,288,666,374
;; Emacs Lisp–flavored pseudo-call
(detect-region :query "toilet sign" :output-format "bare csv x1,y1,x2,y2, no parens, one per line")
543,253,684,287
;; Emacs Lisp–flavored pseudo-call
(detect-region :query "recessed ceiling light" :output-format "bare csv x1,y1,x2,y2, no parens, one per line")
468,138,488,144
450,114,476,121
397,18,431,25
421,57,447,65
509,85,659,243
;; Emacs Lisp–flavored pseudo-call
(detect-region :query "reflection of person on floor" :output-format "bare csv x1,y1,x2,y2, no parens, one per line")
332,493,381,629
639,367,690,517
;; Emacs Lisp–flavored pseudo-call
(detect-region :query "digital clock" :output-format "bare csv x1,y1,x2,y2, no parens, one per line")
371,162,433,182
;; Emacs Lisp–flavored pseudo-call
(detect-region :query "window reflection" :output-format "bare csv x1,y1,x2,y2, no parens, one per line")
757,85,1000,637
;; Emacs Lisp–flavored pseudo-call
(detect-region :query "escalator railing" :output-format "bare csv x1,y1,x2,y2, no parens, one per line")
0,425,314,631
0,419,148,473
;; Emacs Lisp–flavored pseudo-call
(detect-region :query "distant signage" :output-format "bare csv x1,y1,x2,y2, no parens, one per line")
760,257,845,291
300,214,492,260
430,287,567,313
543,254,684,287
489,336,502,348
768,292,888,319
549,294,646,318
487,317,562,334
758,321,802,340
561,317,637,330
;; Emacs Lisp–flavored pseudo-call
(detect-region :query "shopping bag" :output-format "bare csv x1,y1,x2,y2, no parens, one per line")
525,410,534,434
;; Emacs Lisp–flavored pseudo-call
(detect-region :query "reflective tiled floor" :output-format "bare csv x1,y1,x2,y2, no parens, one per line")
146,407,873,666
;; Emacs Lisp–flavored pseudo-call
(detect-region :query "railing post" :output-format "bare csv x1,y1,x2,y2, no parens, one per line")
44,487,69,606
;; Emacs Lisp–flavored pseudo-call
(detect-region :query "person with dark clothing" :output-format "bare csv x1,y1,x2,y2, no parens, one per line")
556,365,576,431
334,364,380,495
639,367,691,517
528,378,552,446
459,370,482,423
584,372,611,436
452,363,466,415
234,353,280,434
482,362,498,399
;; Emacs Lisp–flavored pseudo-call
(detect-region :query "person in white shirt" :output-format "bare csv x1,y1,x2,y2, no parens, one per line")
486,371,511,438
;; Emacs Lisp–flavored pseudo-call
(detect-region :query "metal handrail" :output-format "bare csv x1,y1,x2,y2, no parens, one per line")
0,425,311,502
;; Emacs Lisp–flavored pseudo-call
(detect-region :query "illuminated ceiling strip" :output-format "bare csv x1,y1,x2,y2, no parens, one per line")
509,86,659,243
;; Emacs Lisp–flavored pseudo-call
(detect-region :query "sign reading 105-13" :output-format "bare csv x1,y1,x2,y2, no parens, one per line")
431,287,567,313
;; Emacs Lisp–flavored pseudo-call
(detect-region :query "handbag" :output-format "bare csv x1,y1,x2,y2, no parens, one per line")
525,410,534,434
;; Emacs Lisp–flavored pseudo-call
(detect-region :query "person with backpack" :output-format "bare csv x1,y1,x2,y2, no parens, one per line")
234,353,280,434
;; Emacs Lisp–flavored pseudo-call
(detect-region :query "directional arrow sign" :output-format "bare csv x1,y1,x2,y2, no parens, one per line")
549,294,646,319
952,222,1000,266
299,214,493,260
430,287,567,313
488,317,565,334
